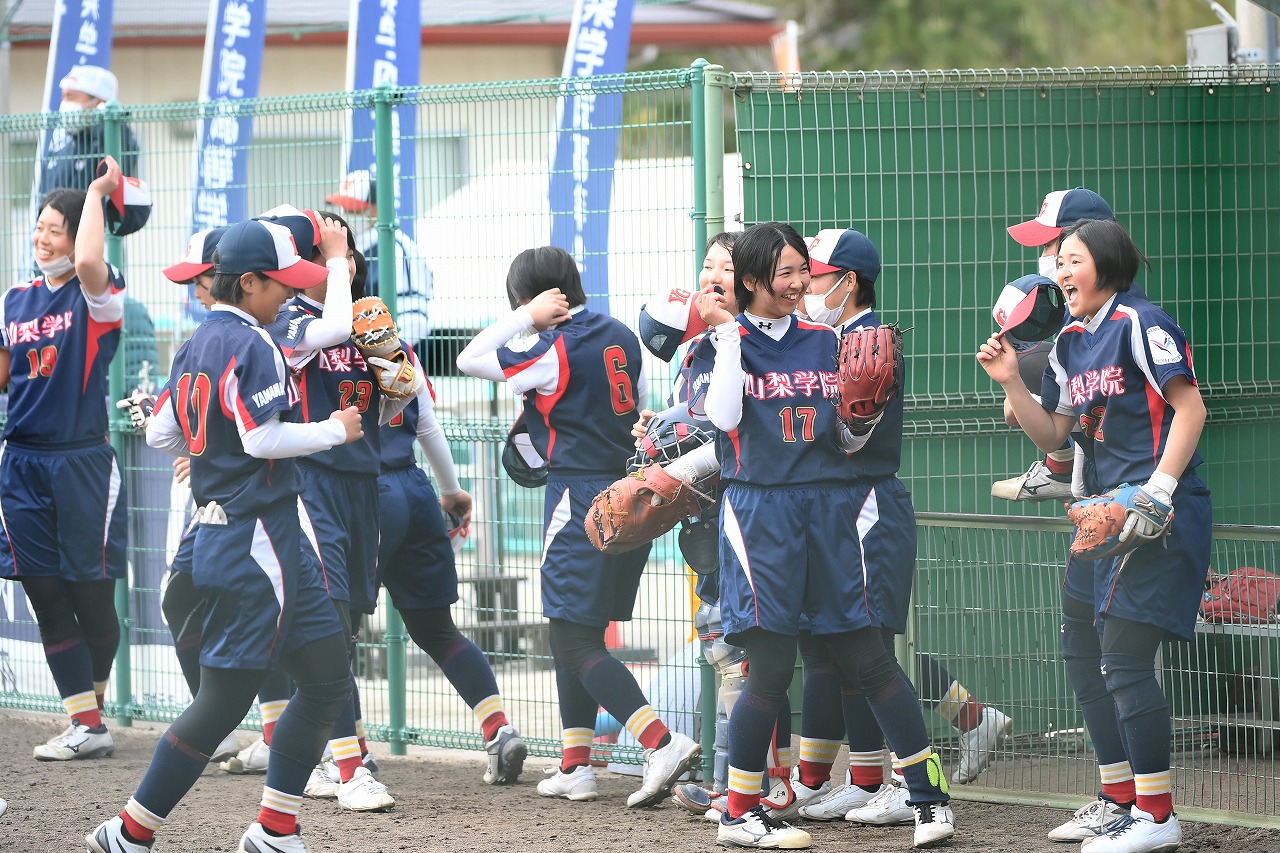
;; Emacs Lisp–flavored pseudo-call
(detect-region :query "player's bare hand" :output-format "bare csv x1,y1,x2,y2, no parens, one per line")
526,288,571,330
173,456,192,484
632,409,655,444
332,406,364,443
976,334,1020,386
441,490,473,529
695,287,733,327
317,215,350,263
89,156,122,196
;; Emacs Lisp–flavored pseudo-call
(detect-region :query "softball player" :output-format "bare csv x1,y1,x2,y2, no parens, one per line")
376,357,528,784
456,246,700,808
87,217,362,853
978,218,1211,852
687,222,954,849
1,159,128,762
263,211,416,812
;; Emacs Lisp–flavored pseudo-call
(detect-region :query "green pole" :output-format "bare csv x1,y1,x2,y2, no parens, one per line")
690,59,708,280
103,100,132,727
701,62,727,243
373,84,407,755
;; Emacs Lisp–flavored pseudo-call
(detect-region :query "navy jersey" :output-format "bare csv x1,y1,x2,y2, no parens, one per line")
1042,290,1204,490
496,309,642,478
160,309,303,517
1,270,124,446
838,309,904,482
266,297,383,475
688,317,846,487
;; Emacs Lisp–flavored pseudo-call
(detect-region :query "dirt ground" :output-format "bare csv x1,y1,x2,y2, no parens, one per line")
2,710,1276,853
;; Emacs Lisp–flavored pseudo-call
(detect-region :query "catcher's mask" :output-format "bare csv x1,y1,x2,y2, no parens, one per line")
628,404,716,475
502,412,549,488
993,274,1065,352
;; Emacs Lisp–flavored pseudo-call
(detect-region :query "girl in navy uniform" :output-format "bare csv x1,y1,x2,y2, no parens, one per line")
689,222,954,849
457,246,700,809
0,157,128,761
87,218,362,853
978,218,1211,853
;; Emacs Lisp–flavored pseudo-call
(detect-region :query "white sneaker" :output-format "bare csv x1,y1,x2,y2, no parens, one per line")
765,769,828,821
846,781,914,826
1047,797,1131,842
798,771,882,821
1083,807,1180,853
483,724,528,785
537,765,599,801
33,719,114,761
716,805,812,849
626,731,701,808
912,801,956,848
992,460,1073,502
337,766,395,811
303,759,341,799
211,731,242,763
221,736,270,774
952,707,1014,784
362,752,381,780
239,821,311,853
85,816,151,853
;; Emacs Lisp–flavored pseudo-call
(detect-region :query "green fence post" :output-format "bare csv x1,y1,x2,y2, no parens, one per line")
373,83,407,755
103,100,133,727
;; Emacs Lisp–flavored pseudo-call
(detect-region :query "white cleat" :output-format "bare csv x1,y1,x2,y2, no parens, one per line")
845,781,914,825
220,736,270,774
536,764,599,801
337,766,395,812
716,805,812,849
211,731,242,763
85,816,150,853
1081,806,1180,853
992,460,1073,502
1047,797,1131,843
303,759,341,799
912,801,956,848
238,821,312,853
798,770,883,821
626,731,701,808
34,720,114,761
952,707,1014,784
764,768,828,821
483,724,528,785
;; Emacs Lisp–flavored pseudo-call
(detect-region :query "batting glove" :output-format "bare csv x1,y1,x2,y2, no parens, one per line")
1117,470,1177,545
115,390,156,435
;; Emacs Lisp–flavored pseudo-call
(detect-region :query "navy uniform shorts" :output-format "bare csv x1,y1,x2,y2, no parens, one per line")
169,511,198,575
377,466,458,611
193,498,342,670
718,480,916,645
1064,473,1212,640
541,477,649,628
298,465,380,615
0,441,127,581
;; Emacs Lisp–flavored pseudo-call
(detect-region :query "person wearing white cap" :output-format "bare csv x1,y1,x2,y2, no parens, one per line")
40,65,141,195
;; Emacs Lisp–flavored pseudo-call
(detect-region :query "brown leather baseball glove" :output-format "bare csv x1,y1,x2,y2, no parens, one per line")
585,464,707,554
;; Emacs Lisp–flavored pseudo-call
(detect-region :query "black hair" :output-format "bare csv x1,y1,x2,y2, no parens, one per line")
1058,218,1149,293
317,210,365,299
208,250,249,304
37,188,88,239
705,231,740,255
731,222,809,311
505,246,586,310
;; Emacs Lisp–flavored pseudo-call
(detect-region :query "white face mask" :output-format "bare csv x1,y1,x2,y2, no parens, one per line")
1038,253,1059,282
37,254,76,279
58,100,85,114
802,280,851,325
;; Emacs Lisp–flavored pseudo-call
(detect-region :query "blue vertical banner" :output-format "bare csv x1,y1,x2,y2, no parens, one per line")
34,0,115,193
549,0,635,314
189,0,267,232
344,0,420,242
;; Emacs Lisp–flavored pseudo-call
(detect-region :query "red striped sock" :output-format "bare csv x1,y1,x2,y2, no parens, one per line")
482,712,510,743
76,708,103,729
1044,454,1073,475
119,811,154,844
561,746,591,771
1138,792,1173,823
849,764,885,788
726,789,760,819
637,719,670,751
1103,780,1136,807
336,755,362,783
797,760,833,788
256,807,296,836
262,720,277,745
955,700,985,733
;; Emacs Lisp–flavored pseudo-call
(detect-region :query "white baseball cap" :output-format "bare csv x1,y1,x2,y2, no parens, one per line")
59,65,119,102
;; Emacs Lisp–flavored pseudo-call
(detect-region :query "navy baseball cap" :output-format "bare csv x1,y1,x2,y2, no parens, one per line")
163,227,228,283
1007,188,1115,247
215,219,328,289
101,169,152,237
806,228,881,283
993,274,1065,352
